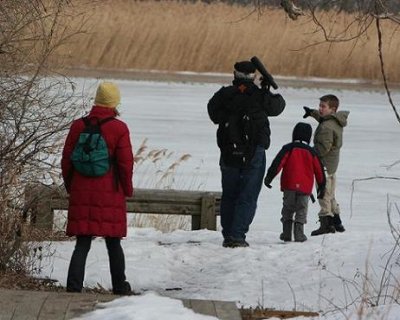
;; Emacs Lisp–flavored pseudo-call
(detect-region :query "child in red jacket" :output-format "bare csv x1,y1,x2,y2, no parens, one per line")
264,122,325,242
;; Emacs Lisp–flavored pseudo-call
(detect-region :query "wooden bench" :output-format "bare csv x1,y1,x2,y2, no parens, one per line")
24,184,221,231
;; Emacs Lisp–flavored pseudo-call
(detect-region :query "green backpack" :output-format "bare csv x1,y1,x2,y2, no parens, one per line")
71,117,115,177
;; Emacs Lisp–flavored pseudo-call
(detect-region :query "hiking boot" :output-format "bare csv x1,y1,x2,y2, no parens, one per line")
279,220,292,242
231,240,249,248
224,239,249,248
222,237,234,248
333,214,345,232
113,281,133,296
311,216,336,236
294,222,307,242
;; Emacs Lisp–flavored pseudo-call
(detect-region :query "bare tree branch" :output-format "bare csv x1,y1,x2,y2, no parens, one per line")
278,1,400,123
375,17,400,123
0,0,87,274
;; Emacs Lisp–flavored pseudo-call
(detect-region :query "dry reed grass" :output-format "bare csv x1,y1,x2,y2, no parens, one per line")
58,0,400,82
129,138,195,232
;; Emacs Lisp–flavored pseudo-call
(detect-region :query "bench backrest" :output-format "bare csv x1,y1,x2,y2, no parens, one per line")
24,184,221,231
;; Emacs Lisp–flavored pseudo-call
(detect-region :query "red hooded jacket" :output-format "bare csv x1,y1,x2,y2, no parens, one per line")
61,106,134,237
265,142,325,195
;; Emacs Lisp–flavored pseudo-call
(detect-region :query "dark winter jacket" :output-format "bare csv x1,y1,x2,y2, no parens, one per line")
61,106,134,238
265,123,326,195
309,110,349,174
207,79,285,151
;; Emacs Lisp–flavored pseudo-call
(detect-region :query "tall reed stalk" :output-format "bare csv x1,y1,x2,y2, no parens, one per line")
58,1,400,82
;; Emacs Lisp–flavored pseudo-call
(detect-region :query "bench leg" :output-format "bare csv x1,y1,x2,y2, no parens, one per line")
192,215,201,230
200,195,216,230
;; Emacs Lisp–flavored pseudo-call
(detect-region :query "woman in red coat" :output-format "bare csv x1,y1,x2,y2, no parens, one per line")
61,82,134,295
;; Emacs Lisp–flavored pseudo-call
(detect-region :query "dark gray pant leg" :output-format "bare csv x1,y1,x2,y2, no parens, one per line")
294,194,309,224
105,237,127,291
281,190,296,222
67,236,92,292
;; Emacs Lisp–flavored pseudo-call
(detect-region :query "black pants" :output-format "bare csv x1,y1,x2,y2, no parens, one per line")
66,236,127,292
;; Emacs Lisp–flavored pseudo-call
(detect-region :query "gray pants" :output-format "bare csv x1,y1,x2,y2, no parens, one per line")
281,190,309,224
318,173,340,217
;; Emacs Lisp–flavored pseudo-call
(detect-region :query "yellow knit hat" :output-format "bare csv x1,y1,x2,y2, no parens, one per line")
94,82,121,108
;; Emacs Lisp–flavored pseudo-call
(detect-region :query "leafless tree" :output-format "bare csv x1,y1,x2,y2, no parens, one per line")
278,0,400,123
0,0,86,274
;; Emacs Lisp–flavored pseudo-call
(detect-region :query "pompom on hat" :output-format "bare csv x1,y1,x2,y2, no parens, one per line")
94,82,121,108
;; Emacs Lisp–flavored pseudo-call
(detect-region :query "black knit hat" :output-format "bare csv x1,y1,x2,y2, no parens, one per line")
234,61,256,74
292,122,312,144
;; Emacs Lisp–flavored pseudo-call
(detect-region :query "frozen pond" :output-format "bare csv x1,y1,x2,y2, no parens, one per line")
72,78,400,234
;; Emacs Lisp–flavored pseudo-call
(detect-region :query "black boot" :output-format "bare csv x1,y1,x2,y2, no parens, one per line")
294,222,307,242
280,220,293,242
333,214,345,232
113,281,133,295
311,216,336,236
222,237,234,248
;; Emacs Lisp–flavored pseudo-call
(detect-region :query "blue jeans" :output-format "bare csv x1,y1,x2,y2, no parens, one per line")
220,146,266,241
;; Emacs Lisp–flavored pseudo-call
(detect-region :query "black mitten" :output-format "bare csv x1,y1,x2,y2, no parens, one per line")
303,106,312,119
317,186,325,199
264,177,272,189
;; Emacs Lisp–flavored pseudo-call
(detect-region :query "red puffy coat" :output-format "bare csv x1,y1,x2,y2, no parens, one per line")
61,106,134,237
265,142,325,195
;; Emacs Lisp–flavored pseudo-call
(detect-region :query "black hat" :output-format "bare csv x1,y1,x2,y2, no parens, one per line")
292,122,312,144
234,61,256,74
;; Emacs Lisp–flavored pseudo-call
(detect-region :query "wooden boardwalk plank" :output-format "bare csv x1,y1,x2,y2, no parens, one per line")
180,299,192,309
0,289,50,320
189,299,217,317
12,291,49,320
0,289,243,320
65,293,115,319
37,292,72,320
0,303,15,320
0,289,17,320
214,300,242,320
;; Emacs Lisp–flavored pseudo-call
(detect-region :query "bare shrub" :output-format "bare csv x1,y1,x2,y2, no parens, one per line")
0,0,86,274
313,180,400,318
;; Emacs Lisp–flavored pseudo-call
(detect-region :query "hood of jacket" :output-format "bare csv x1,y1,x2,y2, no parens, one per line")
321,110,349,127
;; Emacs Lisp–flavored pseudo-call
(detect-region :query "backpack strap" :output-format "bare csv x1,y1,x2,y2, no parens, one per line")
99,117,115,125
81,116,115,126
97,116,119,191
82,116,91,126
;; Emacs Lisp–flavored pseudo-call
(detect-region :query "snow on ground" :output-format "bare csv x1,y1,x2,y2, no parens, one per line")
40,77,400,319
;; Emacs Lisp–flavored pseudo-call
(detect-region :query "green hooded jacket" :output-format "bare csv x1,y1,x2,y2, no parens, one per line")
310,109,350,174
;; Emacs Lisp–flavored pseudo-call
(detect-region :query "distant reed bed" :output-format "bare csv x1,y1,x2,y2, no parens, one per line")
60,0,400,81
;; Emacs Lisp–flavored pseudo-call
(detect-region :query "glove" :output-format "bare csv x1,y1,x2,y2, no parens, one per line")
264,177,272,189
260,77,270,90
317,186,325,199
303,106,312,119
